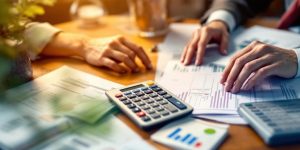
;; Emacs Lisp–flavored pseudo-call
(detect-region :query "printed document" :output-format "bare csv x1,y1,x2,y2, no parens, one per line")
1,66,154,150
5,66,121,124
159,61,300,115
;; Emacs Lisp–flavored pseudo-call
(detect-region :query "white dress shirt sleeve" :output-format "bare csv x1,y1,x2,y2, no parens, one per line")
206,10,237,32
292,48,300,78
23,22,61,60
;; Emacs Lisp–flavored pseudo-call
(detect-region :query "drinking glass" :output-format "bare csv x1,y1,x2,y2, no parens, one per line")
70,0,104,28
127,0,168,37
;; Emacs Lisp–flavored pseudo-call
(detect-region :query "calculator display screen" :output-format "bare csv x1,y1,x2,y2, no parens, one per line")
120,84,145,92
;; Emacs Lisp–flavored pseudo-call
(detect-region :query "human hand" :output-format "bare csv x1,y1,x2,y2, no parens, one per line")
181,21,229,65
221,41,298,93
83,35,152,73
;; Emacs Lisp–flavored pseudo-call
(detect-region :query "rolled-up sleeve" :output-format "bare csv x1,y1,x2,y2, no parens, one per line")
206,10,236,32
23,22,61,60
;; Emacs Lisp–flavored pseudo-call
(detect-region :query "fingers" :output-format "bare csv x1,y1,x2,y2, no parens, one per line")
181,21,230,65
112,40,136,60
105,48,140,72
221,41,260,84
180,41,190,63
195,29,212,65
230,55,272,93
120,37,153,69
220,34,229,55
100,57,127,73
243,63,277,90
224,46,268,92
183,30,200,65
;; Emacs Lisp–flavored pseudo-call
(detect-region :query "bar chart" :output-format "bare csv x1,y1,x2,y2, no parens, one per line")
176,91,190,101
167,127,202,148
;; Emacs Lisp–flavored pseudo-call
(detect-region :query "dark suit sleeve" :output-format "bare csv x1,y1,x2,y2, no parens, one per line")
201,0,273,27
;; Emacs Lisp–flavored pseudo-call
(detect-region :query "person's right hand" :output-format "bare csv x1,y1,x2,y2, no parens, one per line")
181,20,229,65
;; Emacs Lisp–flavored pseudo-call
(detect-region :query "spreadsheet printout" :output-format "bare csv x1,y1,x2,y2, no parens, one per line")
159,61,300,115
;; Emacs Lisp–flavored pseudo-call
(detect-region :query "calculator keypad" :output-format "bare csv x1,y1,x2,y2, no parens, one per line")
119,84,188,122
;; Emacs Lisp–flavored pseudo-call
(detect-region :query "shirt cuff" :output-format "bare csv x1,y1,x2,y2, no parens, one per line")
206,10,236,32
23,22,61,60
292,48,300,78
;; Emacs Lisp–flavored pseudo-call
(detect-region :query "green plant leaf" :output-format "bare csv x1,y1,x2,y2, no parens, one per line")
23,4,45,18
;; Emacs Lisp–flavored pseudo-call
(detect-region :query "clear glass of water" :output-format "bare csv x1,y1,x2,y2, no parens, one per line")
70,0,104,28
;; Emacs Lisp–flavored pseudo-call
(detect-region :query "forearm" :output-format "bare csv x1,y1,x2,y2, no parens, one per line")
41,32,89,58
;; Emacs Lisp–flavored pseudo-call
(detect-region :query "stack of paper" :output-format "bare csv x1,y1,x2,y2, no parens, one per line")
156,24,300,124
0,66,154,150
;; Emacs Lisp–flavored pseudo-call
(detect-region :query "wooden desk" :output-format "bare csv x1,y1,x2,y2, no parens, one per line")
32,15,300,149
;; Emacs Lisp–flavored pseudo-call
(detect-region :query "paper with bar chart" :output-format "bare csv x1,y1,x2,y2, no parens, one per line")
159,61,300,115
151,118,228,150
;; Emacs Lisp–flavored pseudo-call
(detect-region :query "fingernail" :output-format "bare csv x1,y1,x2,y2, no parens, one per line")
184,61,189,65
231,86,238,93
224,50,228,55
148,64,153,69
225,83,230,92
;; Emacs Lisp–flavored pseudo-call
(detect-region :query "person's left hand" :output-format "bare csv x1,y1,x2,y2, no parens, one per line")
83,35,152,73
221,41,298,93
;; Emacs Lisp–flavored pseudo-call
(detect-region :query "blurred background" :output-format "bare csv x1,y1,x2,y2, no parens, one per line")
35,0,285,25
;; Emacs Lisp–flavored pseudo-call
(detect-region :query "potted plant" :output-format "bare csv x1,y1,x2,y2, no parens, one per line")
0,0,56,91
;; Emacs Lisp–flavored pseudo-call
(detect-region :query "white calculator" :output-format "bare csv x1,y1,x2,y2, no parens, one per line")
105,80,193,129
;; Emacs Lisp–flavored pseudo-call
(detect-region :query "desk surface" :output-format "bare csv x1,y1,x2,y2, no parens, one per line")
32,15,300,149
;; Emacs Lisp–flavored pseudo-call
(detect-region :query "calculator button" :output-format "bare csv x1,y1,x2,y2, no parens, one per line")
150,113,161,119
124,91,132,95
137,101,146,106
155,106,165,112
166,97,187,110
147,100,155,104
149,93,158,98
150,103,159,108
164,104,178,113
141,87,149,91
127,94,137,99
144,89,153,94
159,100,168,105
131,107,141,113
153,87,162,92
132,98,141,102
267,122,277,127
154,97,163,101
141,105,151,110
136,111,146,117
146,109,156,114
163,94,172,99
136,92,145,97
141,95,150,100
158,91,167,95
127,104,136,109
122,100,131,105
150,85,158,89
115,93,123,98
132,89,140,93
141,116,151,122
119,97,127,101
160,110,170,116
